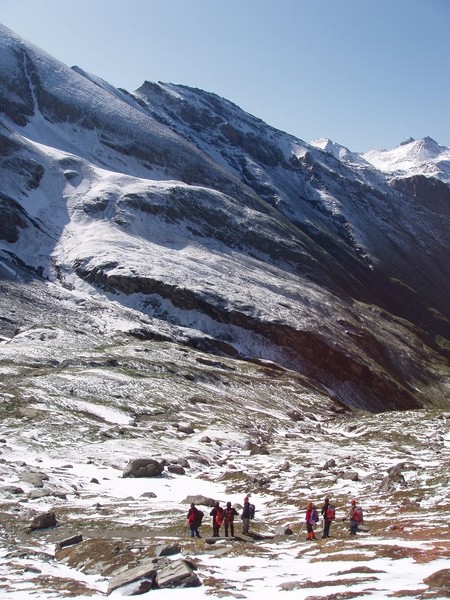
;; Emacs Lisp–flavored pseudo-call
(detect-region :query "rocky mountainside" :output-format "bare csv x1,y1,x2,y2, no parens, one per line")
0,24,449,415
0,22,450,599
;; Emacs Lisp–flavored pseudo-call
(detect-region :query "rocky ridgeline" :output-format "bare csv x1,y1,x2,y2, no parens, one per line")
0,407,449,597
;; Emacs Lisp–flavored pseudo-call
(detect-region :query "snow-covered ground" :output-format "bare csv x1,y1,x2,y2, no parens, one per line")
1,360,449,599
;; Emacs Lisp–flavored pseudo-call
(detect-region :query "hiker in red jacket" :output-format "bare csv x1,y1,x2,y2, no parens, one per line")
305,501,319,540
187,503,202,538
223,501,239,537
320,496,335,538
209,501,224,537
348,499,363,535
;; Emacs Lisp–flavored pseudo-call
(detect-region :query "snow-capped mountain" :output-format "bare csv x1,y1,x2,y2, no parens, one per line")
362,136,450,183
0,22,449,415
0,23,450,600
309,137,371,169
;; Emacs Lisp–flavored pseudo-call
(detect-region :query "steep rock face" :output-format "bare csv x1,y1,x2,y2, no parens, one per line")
390,175,450,217
134,83,450,340
0,23,449,413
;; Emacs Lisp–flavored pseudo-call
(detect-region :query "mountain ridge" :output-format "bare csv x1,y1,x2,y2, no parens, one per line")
0,22,449,414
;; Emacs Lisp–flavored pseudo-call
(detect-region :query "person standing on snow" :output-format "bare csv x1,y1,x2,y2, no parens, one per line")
320,495,335,538
348,499,363,535
241,496,252,534
187,503,202,538
305,501,319,540
209,501,224,537
223,501,239,537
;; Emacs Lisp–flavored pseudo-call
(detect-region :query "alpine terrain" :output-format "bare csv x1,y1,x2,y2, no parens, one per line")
0,23,449,600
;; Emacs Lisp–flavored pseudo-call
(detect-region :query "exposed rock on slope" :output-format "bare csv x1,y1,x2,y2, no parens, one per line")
0,23,449,413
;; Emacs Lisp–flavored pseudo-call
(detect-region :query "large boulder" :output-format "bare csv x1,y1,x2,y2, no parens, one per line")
379,465,407,492
123,459,164,478
156,559,201,589
182,495,216,507
155,543,181,557
20,470,49,488
29,511,57,531
107,561,157,595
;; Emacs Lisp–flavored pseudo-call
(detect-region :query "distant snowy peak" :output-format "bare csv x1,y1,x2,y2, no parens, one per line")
362,137,450,183
310,137,350,159
309,137,371,170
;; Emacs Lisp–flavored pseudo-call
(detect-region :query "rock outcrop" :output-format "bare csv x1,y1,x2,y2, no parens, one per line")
123,459,164,478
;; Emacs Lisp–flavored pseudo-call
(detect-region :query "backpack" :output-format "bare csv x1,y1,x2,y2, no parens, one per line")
197,510,204,525
249,504,256,520
326,505,336,521
353,506,363,523
310,508,319,523
223,507,235,524
215,508,223,526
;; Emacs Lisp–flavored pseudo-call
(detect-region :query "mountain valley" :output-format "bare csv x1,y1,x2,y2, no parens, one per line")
0,22,449,599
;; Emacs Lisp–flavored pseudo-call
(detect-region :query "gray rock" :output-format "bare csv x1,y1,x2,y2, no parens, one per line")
155,543,181,557
107,561,157,595
52,491,68,500
20,471,49,488
273,526,293,536
156,559,201,589
287,410,304,421
2,485,25,495
177,425,195,435
56,534,83,550
140,491,157,499
123,459,164,478
249,445,269,456
183,495,216,507
167,465,185,475
29,511,57,531
28,489,49,500
379,468,407,492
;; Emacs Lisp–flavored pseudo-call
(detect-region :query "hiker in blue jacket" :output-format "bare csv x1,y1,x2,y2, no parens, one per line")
241,497,252,534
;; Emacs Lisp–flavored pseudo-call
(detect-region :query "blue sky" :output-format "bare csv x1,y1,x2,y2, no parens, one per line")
1,0,449,152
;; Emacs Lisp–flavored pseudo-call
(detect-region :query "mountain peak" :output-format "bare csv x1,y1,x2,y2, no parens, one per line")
393,136,443,156
309,137,350,158
418,136,442,154
362,136,450,182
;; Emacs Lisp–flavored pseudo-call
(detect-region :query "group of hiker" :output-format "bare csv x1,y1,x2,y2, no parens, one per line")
305,497,364,540
187,495,363,540
186,496,255,538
